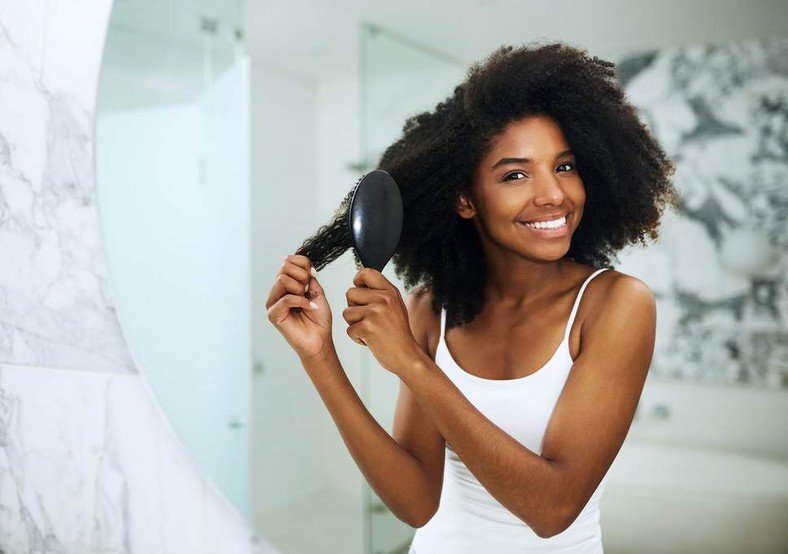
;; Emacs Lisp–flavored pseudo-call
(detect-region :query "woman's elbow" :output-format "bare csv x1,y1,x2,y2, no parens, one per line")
533,503,579,539
532,518,566,540
398,499,439,529
406,513,432,529
533,521,564,540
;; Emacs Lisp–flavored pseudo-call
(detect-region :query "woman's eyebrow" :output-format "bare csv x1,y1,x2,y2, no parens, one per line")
492,157,531,169
491,149,574,169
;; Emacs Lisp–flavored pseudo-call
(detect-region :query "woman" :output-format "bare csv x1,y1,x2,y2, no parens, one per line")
266,43,677,553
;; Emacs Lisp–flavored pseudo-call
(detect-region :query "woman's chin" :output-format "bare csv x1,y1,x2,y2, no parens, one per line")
515,246,570,265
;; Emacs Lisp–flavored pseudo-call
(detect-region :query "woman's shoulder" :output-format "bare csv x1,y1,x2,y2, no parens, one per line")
577,264,656,321
569,265,656,361
585,265,654,297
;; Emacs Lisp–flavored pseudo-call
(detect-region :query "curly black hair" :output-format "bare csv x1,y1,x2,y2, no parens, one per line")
295,42,679,330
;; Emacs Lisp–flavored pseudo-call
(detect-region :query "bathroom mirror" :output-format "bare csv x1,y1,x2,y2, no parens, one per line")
95,1,788,553
96,0,251,514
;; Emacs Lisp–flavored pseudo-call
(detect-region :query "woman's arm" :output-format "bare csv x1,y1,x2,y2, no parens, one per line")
300,288,445,527
392,274,656,538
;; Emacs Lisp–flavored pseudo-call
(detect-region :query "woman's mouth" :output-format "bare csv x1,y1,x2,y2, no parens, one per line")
518,214,570,238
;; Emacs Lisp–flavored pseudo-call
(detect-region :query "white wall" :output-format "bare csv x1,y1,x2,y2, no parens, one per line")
314,76,367,497
248,61,326,516
628,375,788,459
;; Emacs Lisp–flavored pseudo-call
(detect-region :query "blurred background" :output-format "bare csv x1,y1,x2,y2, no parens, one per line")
1,0,787,553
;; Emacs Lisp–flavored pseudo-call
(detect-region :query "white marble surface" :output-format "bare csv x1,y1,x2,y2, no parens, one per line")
0,363,275,553
0,1,276,552
0,0,133,372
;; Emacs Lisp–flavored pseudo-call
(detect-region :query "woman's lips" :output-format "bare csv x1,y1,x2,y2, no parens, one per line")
518,214,570,238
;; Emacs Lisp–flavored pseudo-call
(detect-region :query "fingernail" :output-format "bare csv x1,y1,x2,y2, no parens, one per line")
305,283,310,293
310,266,318,278
309,301,318,310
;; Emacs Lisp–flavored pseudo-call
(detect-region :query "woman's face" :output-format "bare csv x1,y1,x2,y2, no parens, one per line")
457,114,586,264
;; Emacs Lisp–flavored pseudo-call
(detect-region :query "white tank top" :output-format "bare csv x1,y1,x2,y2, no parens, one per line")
411,268,610,554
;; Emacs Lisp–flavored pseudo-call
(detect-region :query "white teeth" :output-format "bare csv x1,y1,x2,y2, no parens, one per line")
523,215,566,229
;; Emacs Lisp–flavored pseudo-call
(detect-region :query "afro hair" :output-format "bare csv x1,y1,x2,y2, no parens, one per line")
295,42,678,330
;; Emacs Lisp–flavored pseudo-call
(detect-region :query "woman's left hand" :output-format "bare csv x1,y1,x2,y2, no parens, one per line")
343,267,422,375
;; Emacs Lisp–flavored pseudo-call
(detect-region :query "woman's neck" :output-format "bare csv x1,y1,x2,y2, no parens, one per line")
483,256,577,309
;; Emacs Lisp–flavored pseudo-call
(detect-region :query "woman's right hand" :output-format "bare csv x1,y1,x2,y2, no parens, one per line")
266,254,333,361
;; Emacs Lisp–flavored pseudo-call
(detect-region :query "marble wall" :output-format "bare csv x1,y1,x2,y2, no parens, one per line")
0,1,273,551
615,37,788,390
0,0,131,373
0,363,270,553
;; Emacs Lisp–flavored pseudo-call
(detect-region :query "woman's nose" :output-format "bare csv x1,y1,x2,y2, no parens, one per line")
533,173,565,206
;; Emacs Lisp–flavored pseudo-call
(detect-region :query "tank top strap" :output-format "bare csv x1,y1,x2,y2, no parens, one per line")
440,303,447,343
562,267,609,342
439,267,609,344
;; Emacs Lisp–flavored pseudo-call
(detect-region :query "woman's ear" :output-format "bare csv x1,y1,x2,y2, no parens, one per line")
456,192,476,219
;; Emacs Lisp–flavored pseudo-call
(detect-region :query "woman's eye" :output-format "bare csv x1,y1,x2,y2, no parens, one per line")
503,171,527,181
556,162,575,172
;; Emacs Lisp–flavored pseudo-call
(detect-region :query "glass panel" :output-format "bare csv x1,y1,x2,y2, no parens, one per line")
96,0,250,516
359,23,465,554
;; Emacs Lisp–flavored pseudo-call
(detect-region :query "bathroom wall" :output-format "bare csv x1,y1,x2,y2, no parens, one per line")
614,37,788,459
314,75,366,498
614,37,788,392
248,61,326,513
248,59,371,553
0,1,274,551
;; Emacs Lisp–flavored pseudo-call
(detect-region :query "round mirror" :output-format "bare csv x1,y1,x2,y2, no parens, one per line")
96,0,250,514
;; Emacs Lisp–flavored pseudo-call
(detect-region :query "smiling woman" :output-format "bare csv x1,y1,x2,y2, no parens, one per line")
458,115,585,256
273,42,678,553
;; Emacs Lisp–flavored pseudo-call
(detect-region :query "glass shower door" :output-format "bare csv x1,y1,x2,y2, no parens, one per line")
359,23,464,554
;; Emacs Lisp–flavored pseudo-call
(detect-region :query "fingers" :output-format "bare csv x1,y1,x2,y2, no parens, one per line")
346,285,395,308
346,286,372,307
282,260,309,283
267,292,317,325
266,255,318,309
266,271,306,309
345,322,366,346
342,292,387,332
280,273,307,296
284,254,316,279
352,267,389,290
342,305,363,325
306,272,325,301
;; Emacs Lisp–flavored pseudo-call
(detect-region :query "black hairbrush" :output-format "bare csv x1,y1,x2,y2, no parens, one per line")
291,170,403,313
348,169,403,272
